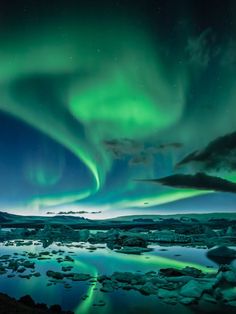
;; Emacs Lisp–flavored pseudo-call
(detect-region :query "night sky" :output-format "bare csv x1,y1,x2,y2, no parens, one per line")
0,0,236,217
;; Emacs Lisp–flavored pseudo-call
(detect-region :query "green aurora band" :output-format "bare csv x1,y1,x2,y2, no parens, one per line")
1,13,234,212
107,189,212,211
0,17,190,209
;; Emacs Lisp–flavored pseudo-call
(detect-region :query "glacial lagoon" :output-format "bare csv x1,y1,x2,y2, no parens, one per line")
0,240,235,314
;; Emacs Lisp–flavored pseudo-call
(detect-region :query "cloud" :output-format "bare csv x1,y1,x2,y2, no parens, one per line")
104,138,184,168
136,172,236,194
46,210,102,215
144,142,183,155
186,29,236,71
186,28,218,67
220,39,236,67
103,138,143,159
176,131,236,171
104,138,153,166
156,142,183,150
129,152,153,166
104,138,183,164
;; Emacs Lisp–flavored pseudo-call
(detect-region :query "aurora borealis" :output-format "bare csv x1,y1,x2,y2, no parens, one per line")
0,0,236,217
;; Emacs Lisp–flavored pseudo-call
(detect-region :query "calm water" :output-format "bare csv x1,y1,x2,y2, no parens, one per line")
0,240,235,314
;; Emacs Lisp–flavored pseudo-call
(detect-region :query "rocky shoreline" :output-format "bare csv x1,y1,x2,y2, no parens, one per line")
0,241,236,311
0,293,73,314
1,262,236,313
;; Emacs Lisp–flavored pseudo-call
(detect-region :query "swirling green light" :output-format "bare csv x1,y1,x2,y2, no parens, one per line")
0,17,187,209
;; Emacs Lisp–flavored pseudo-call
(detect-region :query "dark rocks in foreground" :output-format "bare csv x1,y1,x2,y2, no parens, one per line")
0,237,236,312
0,293,73,314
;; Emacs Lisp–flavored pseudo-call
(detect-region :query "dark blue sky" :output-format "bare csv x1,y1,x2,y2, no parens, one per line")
0,0,236,217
